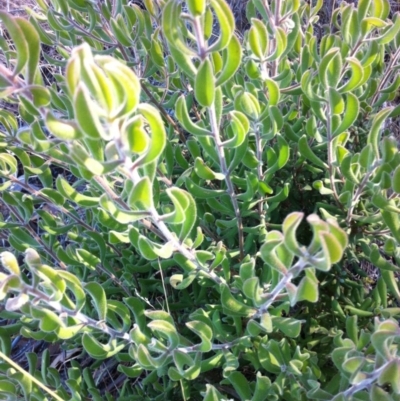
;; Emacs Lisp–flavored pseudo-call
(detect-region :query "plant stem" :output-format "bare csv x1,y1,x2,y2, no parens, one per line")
254,258,307,317
346,163,378,225
176,335,251,354
340,359,396,398
209,105,245,260
26,285,131,341
326,104,343,207
191,13,245,260
254,123,267,222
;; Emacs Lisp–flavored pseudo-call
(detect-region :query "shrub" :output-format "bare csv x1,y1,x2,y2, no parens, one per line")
1,0,400,399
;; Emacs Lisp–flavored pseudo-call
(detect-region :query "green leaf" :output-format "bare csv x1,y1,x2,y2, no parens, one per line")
243,277,263,306
272,317,302,338
148,320,180,349
367,107,393,159
171,351,202,380
85,282,107,321
0,153,17,175
187,0,206,16
371,246,400,273
100,194,150,224
56,324,84,340
194,157,224,180
208,0,234,53
0,12,28,78
282,212,304,256
333,93,359,136
227,372,252,400
128,177,153,210
30,86,51,107
82,335,124,359
222,111,249,148
74,84,107,140
252,372,272,401
31,307,64,332
117,364,142,378
162,0,197,58
377,13,400,44
110,15,132,47
137,104,166,177
14,17,40,85
370,384,392,401
301,70,324,102
298,135,328,169
136,344,157,369
249,18,268,59
258,339,287,374
296,269,319,303
215,35,242,86
329,87,344,115
235,91,260,121
378,359,400,393
98,54,141,116
342,356,365,375
381,269,400,302
70,142,105,175
264,135,289,179
220,284,257,317
186,320,212,352
0,252,20,275
56,176,100,207
260,231,288,274
45,112,83,140
195,59,215,108
76,249,100,271
167,188,197,241
392,165,400,194
338,58,364,93
58,271,86,312
265,78,280,106
6,293,29,311
185,177,226,198
265,27,287,62
139,236,174,260
320,231,343,265
319,47,342,88
202,384,225,401
175,96,212,137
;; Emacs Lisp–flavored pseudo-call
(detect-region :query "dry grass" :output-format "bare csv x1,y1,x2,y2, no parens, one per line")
0,0,36,14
